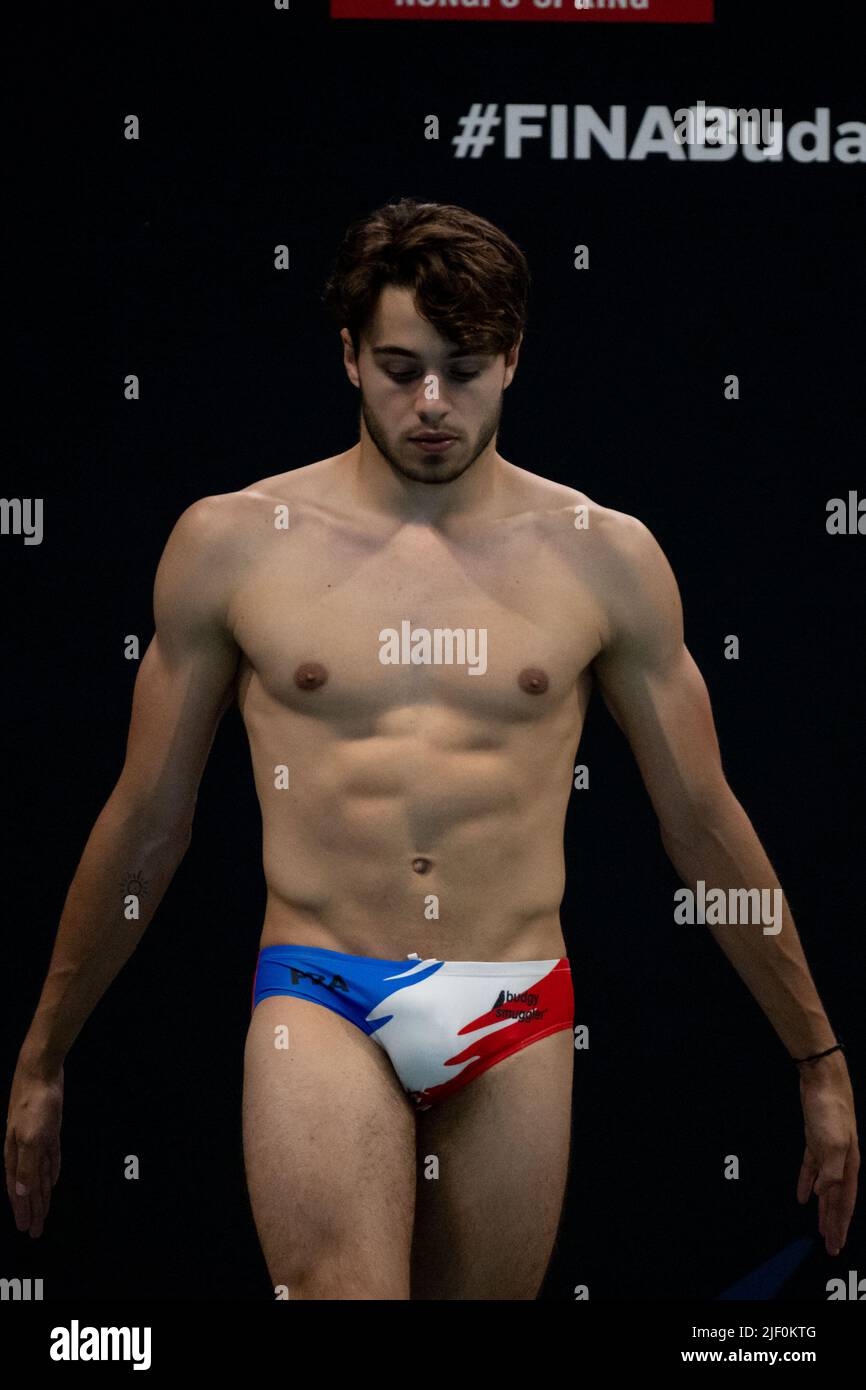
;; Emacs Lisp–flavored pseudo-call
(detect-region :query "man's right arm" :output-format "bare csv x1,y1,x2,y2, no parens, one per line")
18,494,241,1075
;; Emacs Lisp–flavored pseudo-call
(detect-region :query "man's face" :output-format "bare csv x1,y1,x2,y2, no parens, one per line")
341,284,520,485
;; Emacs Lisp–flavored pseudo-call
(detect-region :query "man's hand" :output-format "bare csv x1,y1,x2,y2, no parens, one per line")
5,1054,64,1238
796,1053,859,1256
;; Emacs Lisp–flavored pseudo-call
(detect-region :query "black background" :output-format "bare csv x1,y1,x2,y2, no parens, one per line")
3,0,864,1301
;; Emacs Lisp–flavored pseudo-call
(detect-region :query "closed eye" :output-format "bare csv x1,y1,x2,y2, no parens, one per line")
386,369,480,383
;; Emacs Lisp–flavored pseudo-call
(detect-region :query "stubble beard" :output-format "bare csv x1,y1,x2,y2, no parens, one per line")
359,390,503,485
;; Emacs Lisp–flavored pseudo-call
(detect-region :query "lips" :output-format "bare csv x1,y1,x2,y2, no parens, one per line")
409,434,459,455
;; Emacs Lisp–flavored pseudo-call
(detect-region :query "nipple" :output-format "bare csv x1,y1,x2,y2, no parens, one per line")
411,857,432,875
518,666,549,695
293,661,328,691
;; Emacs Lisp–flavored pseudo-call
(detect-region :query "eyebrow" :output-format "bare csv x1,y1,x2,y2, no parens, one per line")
372,345,487,359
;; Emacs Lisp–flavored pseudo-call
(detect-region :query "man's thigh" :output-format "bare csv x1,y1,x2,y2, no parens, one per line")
410,1026,574,1300
243,996,417,1299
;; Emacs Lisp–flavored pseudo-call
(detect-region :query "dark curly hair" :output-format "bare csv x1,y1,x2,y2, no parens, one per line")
322,197,530,360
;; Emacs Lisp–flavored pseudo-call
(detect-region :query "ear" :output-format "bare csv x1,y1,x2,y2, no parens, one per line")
340,328,360,388
503,333,522,388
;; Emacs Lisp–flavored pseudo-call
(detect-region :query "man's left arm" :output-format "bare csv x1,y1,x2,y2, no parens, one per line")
590,510,859,1257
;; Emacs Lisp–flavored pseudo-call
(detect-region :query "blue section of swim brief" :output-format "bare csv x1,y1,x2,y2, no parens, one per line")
252,943,443,1035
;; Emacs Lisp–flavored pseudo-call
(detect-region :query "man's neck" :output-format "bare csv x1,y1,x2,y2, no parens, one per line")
345,439,508,526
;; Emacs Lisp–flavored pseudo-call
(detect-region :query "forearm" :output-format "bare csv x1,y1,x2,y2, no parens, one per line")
660,796,839,1061
19,794,190,1073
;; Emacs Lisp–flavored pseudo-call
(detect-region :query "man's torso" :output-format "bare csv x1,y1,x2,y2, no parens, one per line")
212,451,622,960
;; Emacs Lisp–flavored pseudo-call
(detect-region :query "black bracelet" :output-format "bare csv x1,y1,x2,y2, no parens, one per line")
793,1039,845,1065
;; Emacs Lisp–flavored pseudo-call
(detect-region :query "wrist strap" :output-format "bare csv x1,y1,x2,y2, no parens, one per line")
793,1039,845,1065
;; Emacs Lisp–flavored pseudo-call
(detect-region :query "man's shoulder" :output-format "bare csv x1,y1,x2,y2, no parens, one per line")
174,457,341,545
520,481,678,648
519,472,654,566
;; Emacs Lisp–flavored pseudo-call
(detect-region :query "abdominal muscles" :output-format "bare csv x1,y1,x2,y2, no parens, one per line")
252,703,579,956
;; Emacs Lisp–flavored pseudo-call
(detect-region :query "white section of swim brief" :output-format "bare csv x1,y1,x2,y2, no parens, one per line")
367,959,561,1095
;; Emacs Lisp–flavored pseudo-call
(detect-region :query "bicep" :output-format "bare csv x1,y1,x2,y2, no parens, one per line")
595,642,726,834
114,499,241,832
591,517,728,836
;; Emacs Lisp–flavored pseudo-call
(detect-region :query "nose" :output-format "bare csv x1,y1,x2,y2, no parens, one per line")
413,374,454,417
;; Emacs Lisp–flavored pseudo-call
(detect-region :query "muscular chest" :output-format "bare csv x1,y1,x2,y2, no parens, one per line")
229,513,602,726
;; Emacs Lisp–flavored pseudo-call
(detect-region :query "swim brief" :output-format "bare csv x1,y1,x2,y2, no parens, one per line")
251,944,574,1110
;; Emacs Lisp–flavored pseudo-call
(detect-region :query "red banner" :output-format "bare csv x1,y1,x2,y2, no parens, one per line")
331,0,714,22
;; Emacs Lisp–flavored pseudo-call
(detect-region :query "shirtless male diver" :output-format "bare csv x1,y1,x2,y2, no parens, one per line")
6,199,859,1300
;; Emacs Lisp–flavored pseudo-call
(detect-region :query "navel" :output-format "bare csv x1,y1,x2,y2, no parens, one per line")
518,666,549,695
411,857,433,875
293,661,329,691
